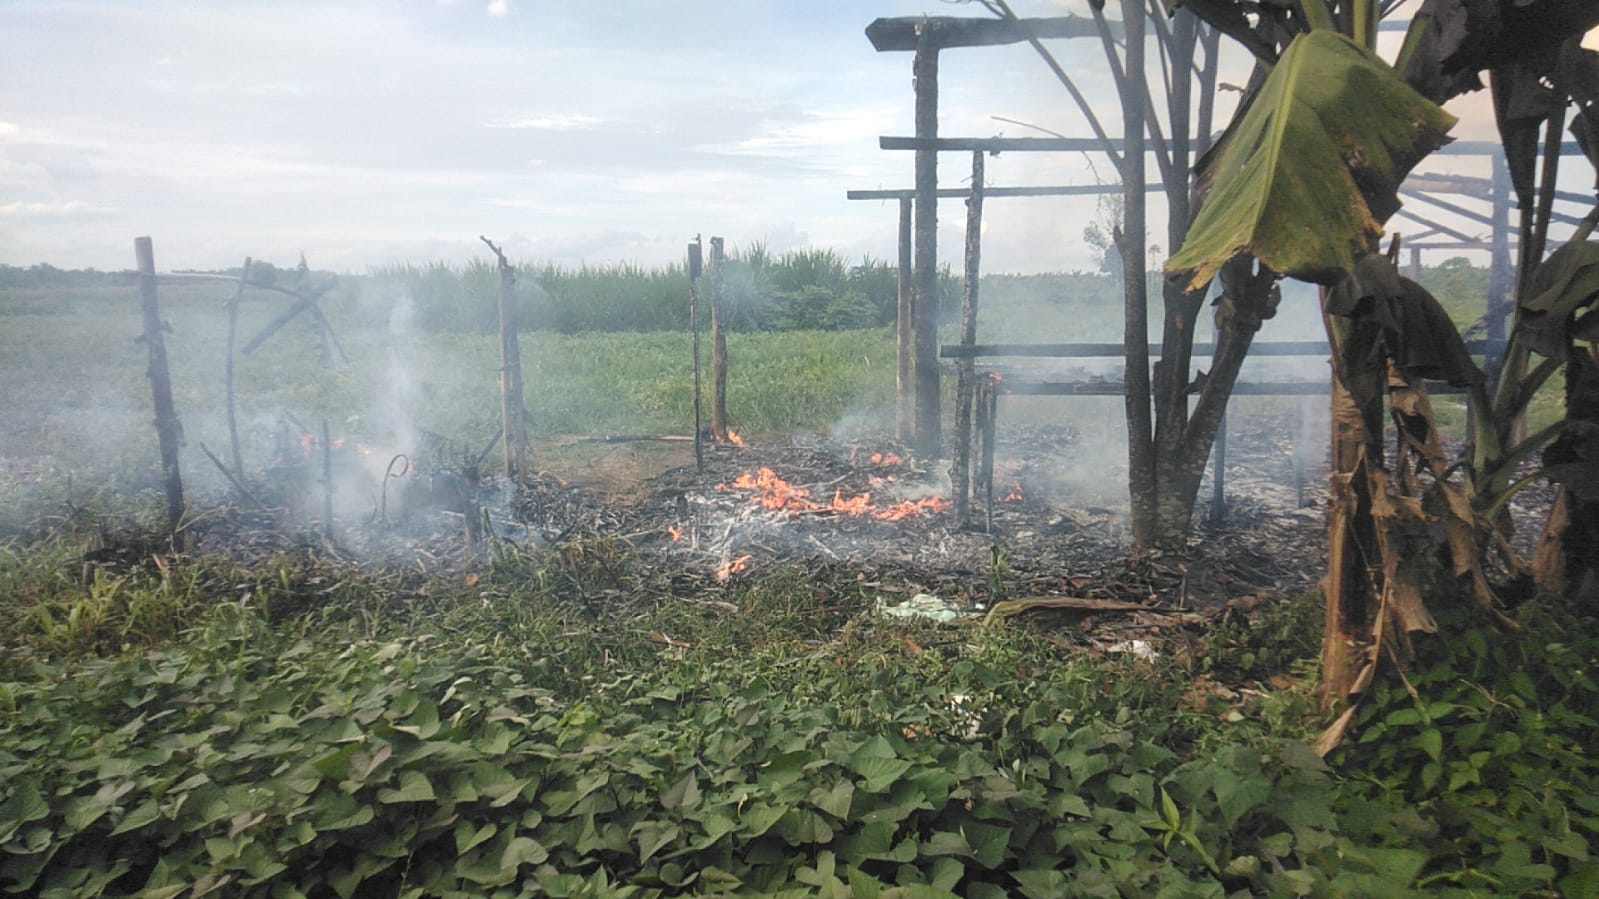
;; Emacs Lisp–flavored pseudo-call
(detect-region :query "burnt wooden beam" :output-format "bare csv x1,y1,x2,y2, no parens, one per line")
952,151,984,525
896,197,913,443
1404,173,1494,194
709,237,729,440
865,15,1102,52
848,183,1161,200
939,340,1499,358
135,236,186,545
882,135,1122,152
482,235,527,481
912,31,941,459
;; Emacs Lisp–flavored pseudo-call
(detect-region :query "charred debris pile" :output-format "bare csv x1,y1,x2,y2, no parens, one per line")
76,415,1328,655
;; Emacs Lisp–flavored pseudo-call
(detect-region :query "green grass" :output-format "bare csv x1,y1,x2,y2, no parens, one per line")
0,284,896,477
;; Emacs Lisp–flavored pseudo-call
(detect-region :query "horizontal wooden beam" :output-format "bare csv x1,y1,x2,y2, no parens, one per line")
993,379,1467,397
881,136,1119,153
865,15,1103,52
941,339,1499,359
880,136,1588,157
847,183,1160,201
942,341,1329,358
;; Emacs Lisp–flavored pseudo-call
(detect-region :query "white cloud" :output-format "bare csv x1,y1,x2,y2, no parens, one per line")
485,114,603,131
486,0,509,18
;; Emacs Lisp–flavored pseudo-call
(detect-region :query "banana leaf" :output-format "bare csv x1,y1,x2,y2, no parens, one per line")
1166,30,1456,290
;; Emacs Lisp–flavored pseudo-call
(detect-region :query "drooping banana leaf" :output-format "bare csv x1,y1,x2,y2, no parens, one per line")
1518,239,1599,361
1325,253,1485,387
1166,30,1457,290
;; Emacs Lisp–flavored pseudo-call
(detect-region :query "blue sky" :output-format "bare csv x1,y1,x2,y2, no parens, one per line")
0,1,1570,275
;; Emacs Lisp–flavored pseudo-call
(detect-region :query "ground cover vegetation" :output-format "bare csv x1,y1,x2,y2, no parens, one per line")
2,520,1596,896
4,254,1599,894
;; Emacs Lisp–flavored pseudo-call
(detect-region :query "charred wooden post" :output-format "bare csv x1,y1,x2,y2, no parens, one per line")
912,25,942,460
951,151,985,525
688,237,705,472
896,196,913,443
321,418,334,540
481,236,528,481
709,236,729,439
977,373,999,533
866,15,1103,458
224,257,250,486
135,237,186,546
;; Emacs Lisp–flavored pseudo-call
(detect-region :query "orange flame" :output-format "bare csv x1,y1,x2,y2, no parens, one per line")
715,554,752,581
870,452,903,466
725,467,816,511
666,525,682,542
1002,482,1024,502
721,468,946,521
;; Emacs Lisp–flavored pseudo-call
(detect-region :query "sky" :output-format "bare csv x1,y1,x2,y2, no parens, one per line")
0,1,1590,276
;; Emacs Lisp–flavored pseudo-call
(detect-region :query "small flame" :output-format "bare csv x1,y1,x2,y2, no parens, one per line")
870,452,903,466
1002,482,1024,502
666,525,682,542
715,553,752,581
872,496,951,521
830,490,873,515
726,429,745,447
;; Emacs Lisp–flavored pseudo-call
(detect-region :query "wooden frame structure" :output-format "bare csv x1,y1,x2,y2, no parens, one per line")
856,11,1590,522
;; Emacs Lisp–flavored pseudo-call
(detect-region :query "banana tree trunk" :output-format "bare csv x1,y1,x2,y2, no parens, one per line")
1318,303,1387,712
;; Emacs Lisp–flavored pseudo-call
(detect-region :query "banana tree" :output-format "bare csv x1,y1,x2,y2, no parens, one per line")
1162,0,1599,744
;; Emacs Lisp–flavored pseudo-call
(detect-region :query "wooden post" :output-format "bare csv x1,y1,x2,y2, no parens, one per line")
978,374,999,533
688,237,705,471
481,236,527,481
952,151,984,525
912,25,942,460
709,236,729,439
321,418,334,540
224,257,250,486
135,237,186,546
896,196,914,443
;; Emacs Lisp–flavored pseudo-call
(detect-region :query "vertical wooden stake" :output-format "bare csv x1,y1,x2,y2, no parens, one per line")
481,236,527,481
912,27,942,459
896,196,914,444
709,237,729,439
225,257,251,486
321,418,334,540
135,237,186,547
688,237,705,471
952,151,985,525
